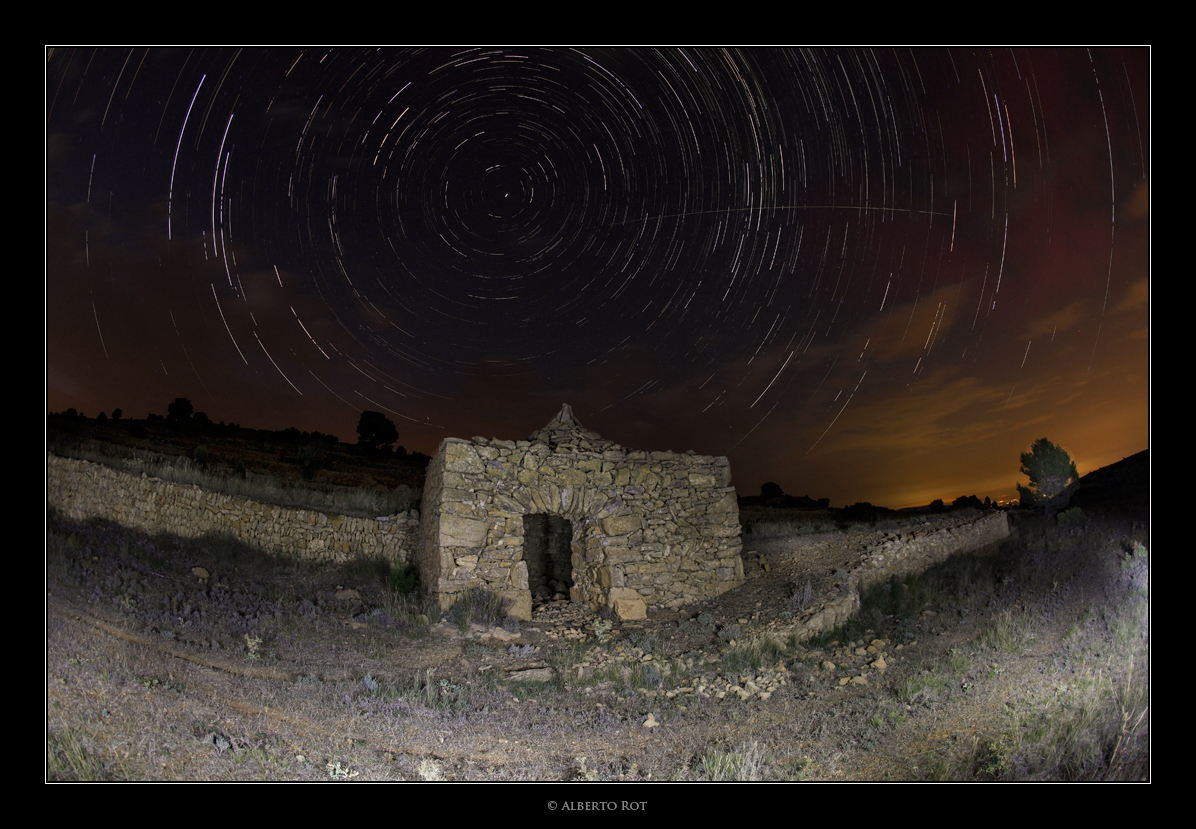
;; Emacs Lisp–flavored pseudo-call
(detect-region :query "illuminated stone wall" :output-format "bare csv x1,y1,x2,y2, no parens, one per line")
418,405,744,620
46,454,419,564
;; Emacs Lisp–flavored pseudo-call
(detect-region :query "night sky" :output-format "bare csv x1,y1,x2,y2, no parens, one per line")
46,48,1149,508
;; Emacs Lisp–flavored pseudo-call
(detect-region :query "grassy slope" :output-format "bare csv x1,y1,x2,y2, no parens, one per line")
46,430,1148,781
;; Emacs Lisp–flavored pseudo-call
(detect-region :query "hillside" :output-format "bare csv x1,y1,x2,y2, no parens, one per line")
46,446,1149,781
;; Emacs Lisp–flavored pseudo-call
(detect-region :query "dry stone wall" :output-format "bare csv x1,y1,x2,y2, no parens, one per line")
785,511,1011,642
418,405,744,620
46,453,419,564
854,512,1010,589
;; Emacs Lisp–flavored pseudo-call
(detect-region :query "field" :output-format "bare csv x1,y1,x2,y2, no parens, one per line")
46,494,1148,781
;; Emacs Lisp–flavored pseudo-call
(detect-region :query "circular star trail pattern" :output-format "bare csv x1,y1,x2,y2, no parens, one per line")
268,48,863,370
47,48,1149,507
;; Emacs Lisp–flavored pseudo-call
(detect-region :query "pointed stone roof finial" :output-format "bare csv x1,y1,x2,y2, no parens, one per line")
526,403,620,451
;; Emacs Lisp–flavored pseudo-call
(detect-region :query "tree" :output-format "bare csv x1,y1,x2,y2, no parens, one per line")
167,397,194,423
1017,438,1079,513
760,481,784,499
356,411,398,453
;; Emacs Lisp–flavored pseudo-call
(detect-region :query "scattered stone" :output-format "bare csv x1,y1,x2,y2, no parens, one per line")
506,667,553,683
191,567,209,581
643,713,659,728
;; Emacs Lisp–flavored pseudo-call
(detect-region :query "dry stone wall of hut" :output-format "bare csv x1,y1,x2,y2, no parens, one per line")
46,453,419,563
418,405,744,620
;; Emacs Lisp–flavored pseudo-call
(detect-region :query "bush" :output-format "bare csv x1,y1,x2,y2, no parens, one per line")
388,564,418,595
1056,507,1088,526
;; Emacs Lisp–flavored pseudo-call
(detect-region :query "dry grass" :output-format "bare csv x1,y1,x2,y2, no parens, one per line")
45,506,1148,782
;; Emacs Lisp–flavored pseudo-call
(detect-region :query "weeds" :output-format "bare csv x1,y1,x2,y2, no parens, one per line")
388,564,419,595
976,608,1037,655
722,637,785,674
379,590,435,636
418,758,445,781
47,728,115,782
896,648,972,709
591,619,613,642
968,655,1148,780
398,668,472,715
624,628,658,653
326,760,359,780
789,580,814,612
694,741,767,781
244,633,263,660
447,588,510,632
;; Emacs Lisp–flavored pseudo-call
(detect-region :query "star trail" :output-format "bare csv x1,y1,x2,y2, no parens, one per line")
46,48,1149,508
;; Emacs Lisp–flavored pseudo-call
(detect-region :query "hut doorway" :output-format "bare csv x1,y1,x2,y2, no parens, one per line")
523,514,574,602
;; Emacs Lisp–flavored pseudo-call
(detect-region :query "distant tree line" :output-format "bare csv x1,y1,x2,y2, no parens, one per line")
48,400,431,478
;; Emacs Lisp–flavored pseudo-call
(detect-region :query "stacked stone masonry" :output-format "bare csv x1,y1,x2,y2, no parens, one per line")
418,405,745,620
46,453,420,564
47,414,1008,634
783,511,1011,642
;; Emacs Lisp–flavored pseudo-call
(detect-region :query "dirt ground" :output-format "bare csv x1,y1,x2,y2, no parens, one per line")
45,507,1149,782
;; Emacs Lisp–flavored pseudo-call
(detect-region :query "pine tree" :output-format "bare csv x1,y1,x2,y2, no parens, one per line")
1017,438,1079,512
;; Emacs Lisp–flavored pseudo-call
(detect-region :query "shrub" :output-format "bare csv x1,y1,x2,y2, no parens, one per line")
696,741,766,781
1056,507,1088,526
388,564,418,595
447,588,510,631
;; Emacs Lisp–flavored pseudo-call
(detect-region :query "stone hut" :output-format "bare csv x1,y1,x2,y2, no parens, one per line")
417,405,744,620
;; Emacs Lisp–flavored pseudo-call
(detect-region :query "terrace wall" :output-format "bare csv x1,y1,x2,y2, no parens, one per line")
46,454,419,564
787,511,1012,641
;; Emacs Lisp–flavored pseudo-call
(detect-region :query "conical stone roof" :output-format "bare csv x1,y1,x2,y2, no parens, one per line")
526,404,623,453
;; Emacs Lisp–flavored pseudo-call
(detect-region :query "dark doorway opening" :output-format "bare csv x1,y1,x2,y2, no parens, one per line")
523,514,574,601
